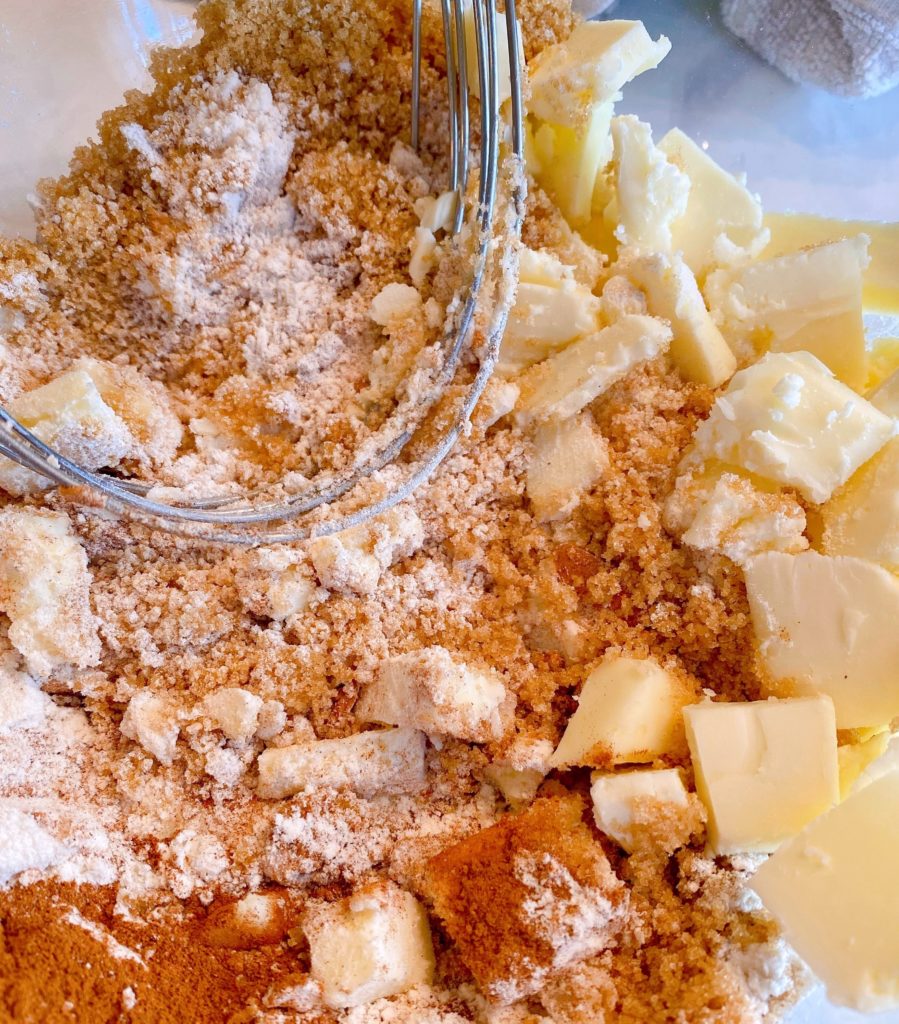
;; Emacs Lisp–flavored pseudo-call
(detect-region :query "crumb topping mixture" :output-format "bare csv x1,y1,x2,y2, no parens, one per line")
1,1,896,1022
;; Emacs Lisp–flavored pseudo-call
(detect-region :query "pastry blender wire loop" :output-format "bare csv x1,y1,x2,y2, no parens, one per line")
0,0,525,544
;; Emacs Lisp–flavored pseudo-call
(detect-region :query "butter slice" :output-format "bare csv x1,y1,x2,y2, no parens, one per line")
684,696,838,854
622,251,736,386
744,550,899,729
515,314,671,424
607,116,690,253
549,656,694,768
499,249,602,375
526,413,608,522
751,771,899,1012
871,366,899,415
531,102,614,226
689,351,894,505
590,768,689,853
820,438,899,571
659,128,767,282
763,211,899,315
704,237,870,389
529,21,670,127
0,368,132,495
463,6,515,105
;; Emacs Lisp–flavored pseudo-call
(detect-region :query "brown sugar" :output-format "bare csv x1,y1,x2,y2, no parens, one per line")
421,797,627,1003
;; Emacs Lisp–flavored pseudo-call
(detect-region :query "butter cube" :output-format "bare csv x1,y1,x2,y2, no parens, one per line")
304,882,435,1009
309,507,424,596
607,116,690,253
0,368,131,495
529,21,670,127
462,5,516,106
526,413,608,522
531,103,613,226
744,550,899,729
499,249,602,375
256,728,426,800
121,691,180,766
689,351,894,504
549,656,695,769
369,283,421,328
664,469,808,566
73,357,182,467
751,771,899,1012
590,768,689,853
705,237,870,389
485,738,554,807
357,646,513,743
414,191,457,233
203,688,263,742
0,509,100,677
515,315,671,424
622,251,736,387
684,696,838,854
820,438,899,571
658,128,767,281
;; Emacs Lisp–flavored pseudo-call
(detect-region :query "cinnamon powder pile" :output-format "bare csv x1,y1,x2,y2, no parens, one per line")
0,1,810,1022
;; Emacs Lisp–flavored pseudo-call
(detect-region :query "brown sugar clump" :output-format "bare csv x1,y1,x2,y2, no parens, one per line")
421,796,627,1003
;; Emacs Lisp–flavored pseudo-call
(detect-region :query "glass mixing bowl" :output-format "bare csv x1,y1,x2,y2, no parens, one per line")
0,3,896,1022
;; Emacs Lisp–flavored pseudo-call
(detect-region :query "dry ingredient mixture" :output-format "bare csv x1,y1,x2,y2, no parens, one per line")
0,1,860,1021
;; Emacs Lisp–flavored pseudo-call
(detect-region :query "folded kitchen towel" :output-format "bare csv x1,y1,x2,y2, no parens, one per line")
721,0,899,97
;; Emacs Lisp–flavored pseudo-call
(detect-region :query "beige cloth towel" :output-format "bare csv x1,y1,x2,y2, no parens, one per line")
722,0,899,97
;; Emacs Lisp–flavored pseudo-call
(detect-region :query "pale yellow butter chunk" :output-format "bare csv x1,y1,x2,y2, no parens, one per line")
530,102,613,226
744,550,899,729
870,366,899,415
529,21,670,127
462,5,518,105
121,691,180,766
549,656,695,768
414,191,457,233
751,771,899,1012
256,728,426,800
689,351,894,505
764,211,899,315
499,249,602,374
838,730,891,800
73,357,182,467
0,508,101,677
622,251,736,386
659,128,767,282
684,696,838,854
0,368,131,495
515,314,671,424
607,116,690,253
590,768,689,853
526,413,608,522
357,646,514,743
309,506,424,596
820,438,899,571
304,882,435,1009
704,237,870,389
664,469,808,566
